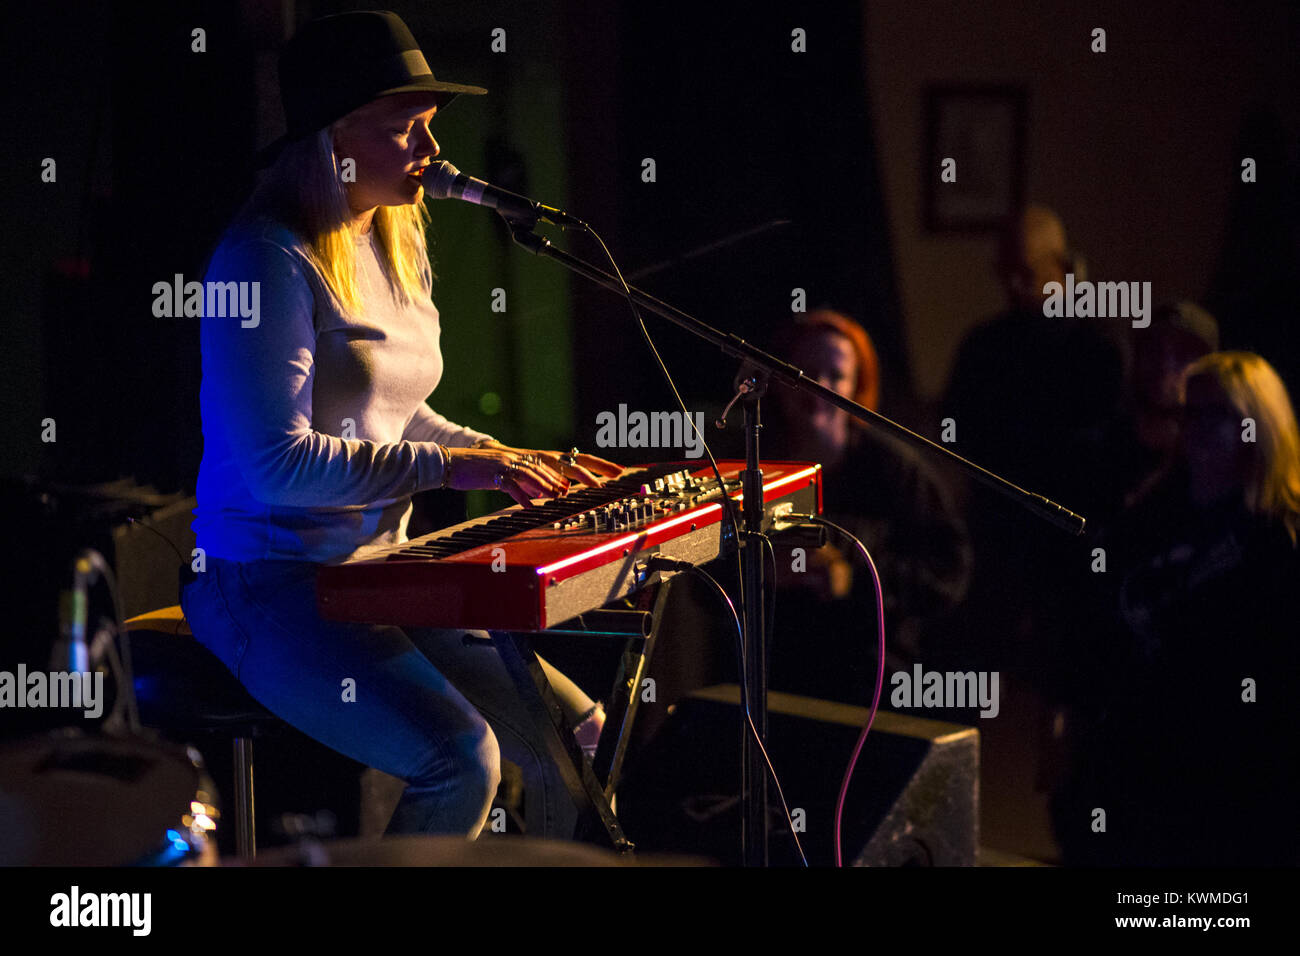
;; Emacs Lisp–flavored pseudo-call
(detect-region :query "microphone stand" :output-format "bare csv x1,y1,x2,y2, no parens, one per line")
502,216,1085,867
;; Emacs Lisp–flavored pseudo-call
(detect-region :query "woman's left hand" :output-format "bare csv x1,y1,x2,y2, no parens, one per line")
476,441,625,492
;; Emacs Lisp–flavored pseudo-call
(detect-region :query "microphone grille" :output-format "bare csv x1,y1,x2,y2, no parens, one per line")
424,161,460,200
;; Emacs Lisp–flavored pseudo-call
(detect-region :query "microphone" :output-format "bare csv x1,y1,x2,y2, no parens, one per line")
422,161,587,229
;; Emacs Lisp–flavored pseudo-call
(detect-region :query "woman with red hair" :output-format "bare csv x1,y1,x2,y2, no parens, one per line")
767,309,971,700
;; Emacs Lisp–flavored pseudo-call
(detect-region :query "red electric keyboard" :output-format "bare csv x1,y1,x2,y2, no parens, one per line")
317,460,822,631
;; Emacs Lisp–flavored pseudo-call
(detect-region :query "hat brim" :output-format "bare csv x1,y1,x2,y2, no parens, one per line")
367,77,489,109
255,80,487,168
379,78,489,99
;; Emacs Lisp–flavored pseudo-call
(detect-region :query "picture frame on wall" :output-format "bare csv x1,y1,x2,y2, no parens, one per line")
923,85,1027,233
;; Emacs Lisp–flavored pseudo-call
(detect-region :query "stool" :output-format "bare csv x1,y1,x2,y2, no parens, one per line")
125,606,283,860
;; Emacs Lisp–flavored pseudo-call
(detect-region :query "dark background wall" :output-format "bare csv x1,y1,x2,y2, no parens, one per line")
866,0,1300,404
3,0,908,493
7,0,1294,493
562,0,907,460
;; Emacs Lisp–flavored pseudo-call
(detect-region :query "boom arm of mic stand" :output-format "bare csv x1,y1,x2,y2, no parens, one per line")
506,217,1084,868
505,221,1087,536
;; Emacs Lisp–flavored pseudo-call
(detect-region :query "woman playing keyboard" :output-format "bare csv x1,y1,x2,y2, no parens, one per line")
181,10,620,840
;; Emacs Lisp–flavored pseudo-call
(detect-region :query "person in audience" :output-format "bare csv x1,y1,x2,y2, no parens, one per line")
1051,351,1300,865
943,204,1127,515
766,309,972,701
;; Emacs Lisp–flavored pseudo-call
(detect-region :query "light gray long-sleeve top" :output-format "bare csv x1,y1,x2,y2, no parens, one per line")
191,218,492,565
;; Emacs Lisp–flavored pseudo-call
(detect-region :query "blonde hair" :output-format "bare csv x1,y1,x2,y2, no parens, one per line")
1182,351,1300,544
236,126,432,316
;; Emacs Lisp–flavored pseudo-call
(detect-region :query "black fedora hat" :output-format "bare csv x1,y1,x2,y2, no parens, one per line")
258,10,486,165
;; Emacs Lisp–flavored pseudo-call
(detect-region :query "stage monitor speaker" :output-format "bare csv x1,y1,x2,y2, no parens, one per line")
617,685,978,866
112,493,196,620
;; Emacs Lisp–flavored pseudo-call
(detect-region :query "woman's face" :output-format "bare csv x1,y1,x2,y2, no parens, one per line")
332,92,441,215
1181,373,1249,505
794,329,858,403
785,328,858,452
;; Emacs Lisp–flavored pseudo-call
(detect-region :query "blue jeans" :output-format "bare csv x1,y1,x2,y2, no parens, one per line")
178,557,596,839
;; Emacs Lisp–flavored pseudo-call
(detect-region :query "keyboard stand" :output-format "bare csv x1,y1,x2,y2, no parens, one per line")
489,584,668,854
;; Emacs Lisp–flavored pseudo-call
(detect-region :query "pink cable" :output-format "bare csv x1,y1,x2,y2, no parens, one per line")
832,532,886,868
